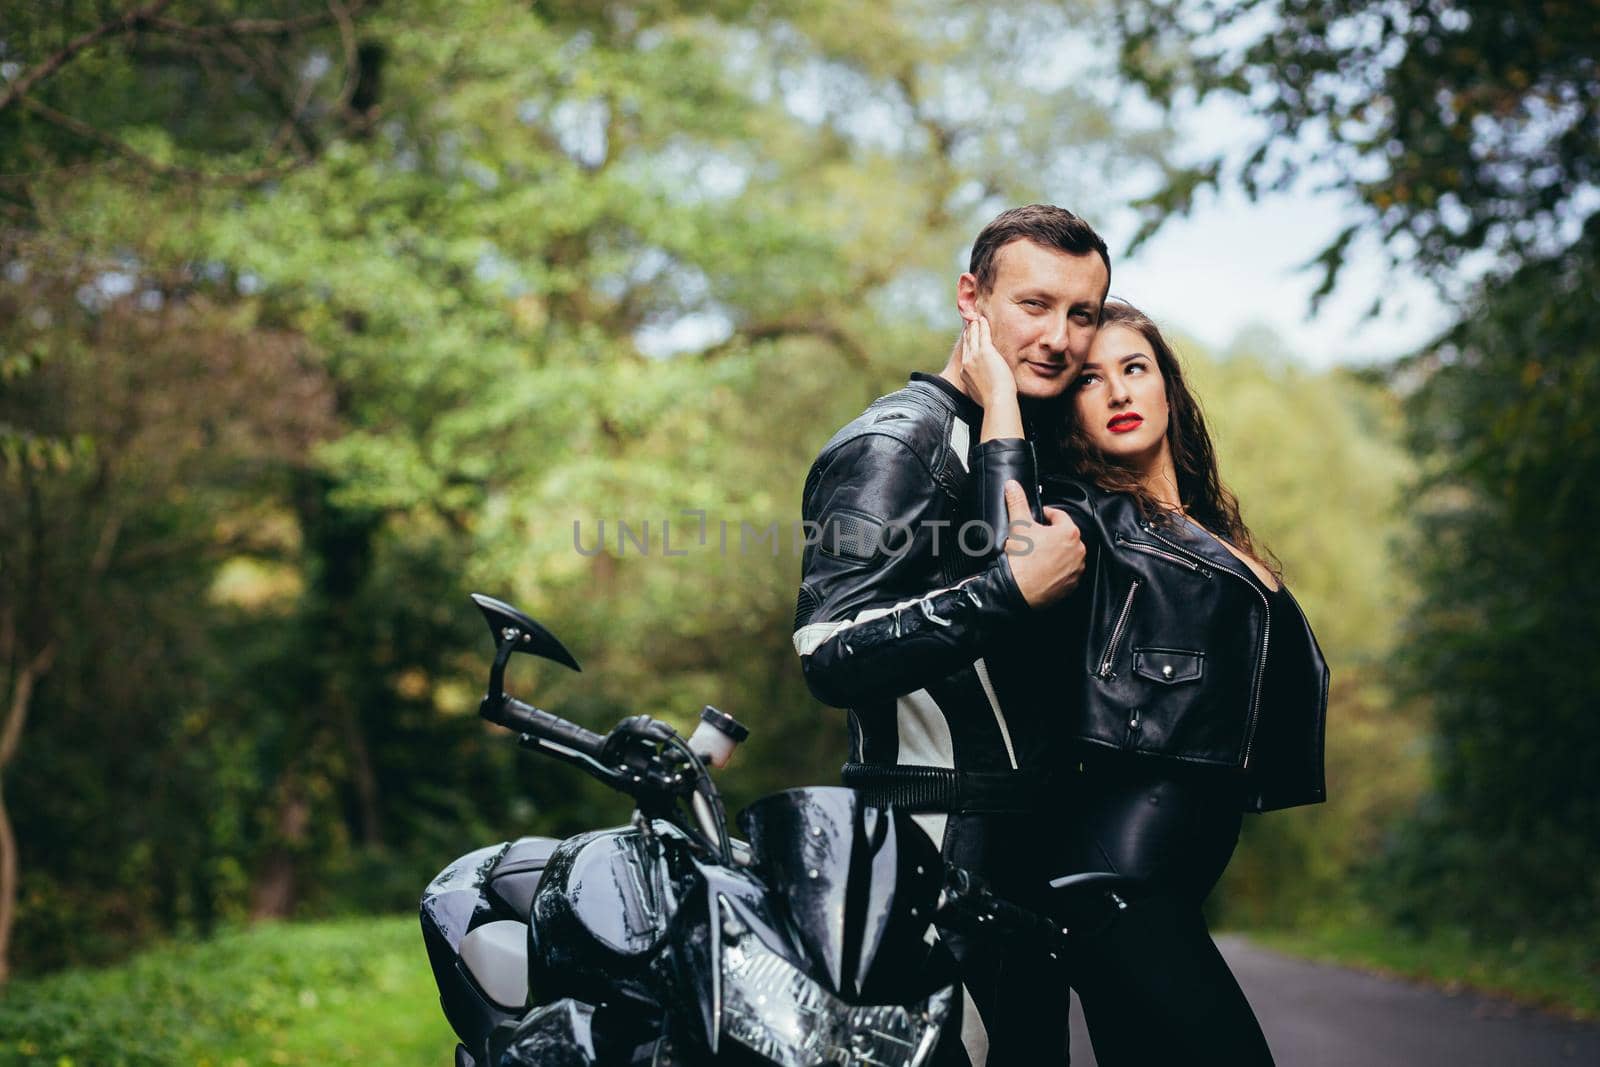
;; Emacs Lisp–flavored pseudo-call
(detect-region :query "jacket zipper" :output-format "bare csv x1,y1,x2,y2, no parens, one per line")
1116,534,1213,577
1097,579,1140,679
1145,524,1271,768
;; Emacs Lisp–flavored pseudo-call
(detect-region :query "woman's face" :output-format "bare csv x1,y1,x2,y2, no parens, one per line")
1073,323,1172,472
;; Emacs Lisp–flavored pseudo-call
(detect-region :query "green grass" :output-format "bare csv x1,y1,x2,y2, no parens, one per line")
1251,915,1600,1021
5,912,1593,1066
0,916,456,1066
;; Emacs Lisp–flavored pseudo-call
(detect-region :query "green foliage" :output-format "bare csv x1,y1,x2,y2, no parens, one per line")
1105,0,1600,951
0,0,1439,979
1111,0,1600,295
0,917,451,1066
1374,220,1600,938
1255,915,1600,1020
0,0,1173,976
1165,328,1424,927
0,258,342,969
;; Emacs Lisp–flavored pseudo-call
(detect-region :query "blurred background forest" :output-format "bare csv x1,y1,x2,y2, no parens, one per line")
0,0,1595,1031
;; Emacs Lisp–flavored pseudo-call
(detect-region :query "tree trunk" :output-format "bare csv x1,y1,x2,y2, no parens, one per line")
0,785,17,986
340,701,383,847
0,640,57,985
249,778,311,920
291,469,384,849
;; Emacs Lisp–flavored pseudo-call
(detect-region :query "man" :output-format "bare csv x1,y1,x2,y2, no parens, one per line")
793,205,1111,1064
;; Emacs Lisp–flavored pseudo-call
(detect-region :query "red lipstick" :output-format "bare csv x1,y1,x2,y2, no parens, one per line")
1107,413,1142,434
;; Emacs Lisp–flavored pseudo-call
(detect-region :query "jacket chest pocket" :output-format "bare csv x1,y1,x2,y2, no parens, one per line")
1132,647,1204,685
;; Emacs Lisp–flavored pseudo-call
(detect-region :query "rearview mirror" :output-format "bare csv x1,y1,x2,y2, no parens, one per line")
470,594,582,714
470,593,582,671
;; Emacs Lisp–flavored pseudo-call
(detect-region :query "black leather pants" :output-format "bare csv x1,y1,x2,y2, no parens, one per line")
932,811,1072,1066
1060,760,1276,1066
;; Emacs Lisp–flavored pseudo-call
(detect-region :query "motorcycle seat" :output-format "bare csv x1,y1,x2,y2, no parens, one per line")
486,836,559,920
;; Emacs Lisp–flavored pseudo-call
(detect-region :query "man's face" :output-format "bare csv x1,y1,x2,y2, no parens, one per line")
959,238,1109,400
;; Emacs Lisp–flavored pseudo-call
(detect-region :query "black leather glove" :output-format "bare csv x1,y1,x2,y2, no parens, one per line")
600,714,676,767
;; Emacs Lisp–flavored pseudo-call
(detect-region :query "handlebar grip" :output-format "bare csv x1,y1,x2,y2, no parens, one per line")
496,696,608,760
939,865,1067,948
986,894,1061,940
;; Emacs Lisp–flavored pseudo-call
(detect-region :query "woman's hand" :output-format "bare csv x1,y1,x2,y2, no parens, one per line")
961,314,1024,442
959,314,1016,409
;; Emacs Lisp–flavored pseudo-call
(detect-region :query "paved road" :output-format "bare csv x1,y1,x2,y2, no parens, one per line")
1065,935,1600,1065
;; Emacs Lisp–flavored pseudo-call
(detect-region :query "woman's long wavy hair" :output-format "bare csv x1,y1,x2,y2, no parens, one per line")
1060,301,1276,573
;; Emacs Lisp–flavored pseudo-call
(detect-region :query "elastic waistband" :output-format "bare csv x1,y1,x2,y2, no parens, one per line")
840,762,1045,814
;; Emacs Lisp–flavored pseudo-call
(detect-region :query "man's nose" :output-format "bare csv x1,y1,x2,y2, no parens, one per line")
1040,310,1071,356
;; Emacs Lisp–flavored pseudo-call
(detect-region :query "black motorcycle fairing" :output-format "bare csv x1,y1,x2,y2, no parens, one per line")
432,597,1066,1067
713,890,955,1067
423,844,510,952
736,787,944,1003
497,999,600,1067
673,857,805,1054
846,801,948,1005
422,838,560,1056
528,827,672,1011
654,854,956,1067
496,997,678,1067
487,837,561,919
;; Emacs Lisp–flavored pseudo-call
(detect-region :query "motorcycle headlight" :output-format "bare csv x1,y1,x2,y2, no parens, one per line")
717,898,953,1067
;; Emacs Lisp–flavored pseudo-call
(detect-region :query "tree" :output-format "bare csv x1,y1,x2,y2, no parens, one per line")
1380,218,1600,933
0,1,378,202
1111,0,1599,298
1106,0,1600,934
2,0,1175,972
0,247,337,977
0,0,376,977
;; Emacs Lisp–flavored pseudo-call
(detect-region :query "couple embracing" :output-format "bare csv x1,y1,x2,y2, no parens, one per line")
793,205,1329,1065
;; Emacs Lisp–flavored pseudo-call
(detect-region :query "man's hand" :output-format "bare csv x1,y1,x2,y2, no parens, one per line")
1001,480,1084,607
958,313,1017,409
962,313,1026,442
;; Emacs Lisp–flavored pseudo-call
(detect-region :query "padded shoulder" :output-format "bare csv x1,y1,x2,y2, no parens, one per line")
1041,473,1094,508
1041,475,1129,549
813,381,958,473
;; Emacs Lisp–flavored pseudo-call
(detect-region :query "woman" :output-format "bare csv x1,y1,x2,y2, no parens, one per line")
961,301,1328,1065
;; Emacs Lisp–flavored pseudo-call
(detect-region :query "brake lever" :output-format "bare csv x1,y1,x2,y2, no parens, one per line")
600,715,677,767
545,715,697,805
935,866,1070,959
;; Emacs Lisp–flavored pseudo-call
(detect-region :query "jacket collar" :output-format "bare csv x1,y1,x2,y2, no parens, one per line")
1081,482,1278,593
909,371,983,425
1153,511,1287,597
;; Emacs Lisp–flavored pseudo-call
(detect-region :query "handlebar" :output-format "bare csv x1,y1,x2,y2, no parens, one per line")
937,865,1068,953
485,695,609,761
935,867,1143,952
471,593,747,867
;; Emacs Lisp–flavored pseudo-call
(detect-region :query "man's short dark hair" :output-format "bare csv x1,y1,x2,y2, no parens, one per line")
968,204,1110,293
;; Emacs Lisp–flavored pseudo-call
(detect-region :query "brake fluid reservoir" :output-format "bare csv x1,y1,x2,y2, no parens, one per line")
687,705,749,769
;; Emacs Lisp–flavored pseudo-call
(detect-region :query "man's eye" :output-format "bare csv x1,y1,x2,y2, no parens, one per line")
1023,300,1045,309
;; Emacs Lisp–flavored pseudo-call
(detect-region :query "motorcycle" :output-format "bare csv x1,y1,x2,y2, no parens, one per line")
420,593,1134,1066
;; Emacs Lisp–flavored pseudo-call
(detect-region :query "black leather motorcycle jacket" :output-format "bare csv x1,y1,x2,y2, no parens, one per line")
977,446,1329,813
794,374,1055,813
